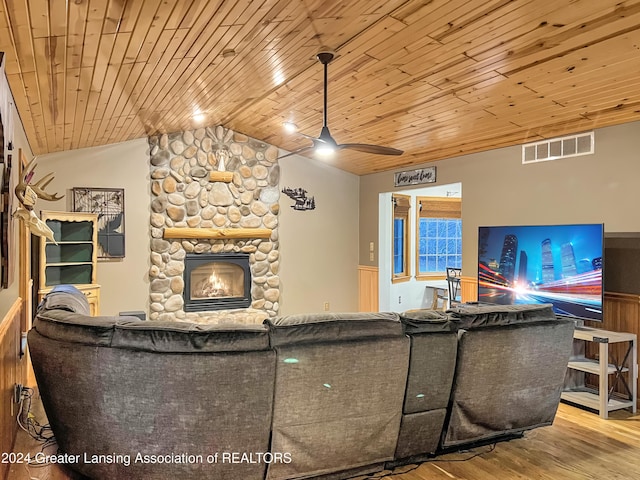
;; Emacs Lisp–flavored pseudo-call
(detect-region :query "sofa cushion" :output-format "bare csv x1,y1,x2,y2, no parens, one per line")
265,312,403,347
448,303,557,329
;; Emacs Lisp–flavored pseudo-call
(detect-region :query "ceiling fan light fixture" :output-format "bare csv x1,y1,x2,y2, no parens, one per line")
276,49,403,161
314,144,335,157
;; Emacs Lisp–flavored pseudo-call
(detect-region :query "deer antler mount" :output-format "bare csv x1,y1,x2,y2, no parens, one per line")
14,157,64,243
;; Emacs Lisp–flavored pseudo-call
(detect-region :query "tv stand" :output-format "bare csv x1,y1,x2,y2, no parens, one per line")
573,325,593,331
562,326,637,419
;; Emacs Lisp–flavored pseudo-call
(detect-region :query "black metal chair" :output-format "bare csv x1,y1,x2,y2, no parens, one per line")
446,267,462,307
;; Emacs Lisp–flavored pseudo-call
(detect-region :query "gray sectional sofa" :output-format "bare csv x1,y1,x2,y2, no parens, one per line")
28,288,575,480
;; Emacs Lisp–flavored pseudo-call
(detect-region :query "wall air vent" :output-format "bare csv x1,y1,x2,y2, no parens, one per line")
522,131,594,164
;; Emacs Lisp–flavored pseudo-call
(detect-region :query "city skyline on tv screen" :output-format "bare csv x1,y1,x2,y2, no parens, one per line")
478,224,603,321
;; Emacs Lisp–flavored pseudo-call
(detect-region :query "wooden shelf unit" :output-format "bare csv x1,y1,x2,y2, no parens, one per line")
38,211,100,315
562,327,637,419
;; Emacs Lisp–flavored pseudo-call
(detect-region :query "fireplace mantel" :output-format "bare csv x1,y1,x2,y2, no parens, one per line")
163,227,272,240
209,171,233,183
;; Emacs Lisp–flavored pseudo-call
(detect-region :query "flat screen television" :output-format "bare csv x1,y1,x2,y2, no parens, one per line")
478,223,604,322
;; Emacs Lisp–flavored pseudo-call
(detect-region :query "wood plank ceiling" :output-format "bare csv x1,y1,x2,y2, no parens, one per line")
1,0,640,176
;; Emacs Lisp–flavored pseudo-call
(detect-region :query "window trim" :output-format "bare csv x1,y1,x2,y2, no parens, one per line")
392,193,411,283
415,196,462,280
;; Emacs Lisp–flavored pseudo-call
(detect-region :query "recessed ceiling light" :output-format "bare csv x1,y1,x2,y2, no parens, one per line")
191,109,206,124
283,122,298,133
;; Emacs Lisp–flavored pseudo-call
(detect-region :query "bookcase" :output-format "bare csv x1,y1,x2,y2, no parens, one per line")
38,211,100,315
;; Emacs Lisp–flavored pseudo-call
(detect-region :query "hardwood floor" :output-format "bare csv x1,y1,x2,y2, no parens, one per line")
7,392,640,480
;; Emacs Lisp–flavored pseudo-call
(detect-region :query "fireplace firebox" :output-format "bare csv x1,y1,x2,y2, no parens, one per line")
183,253,251,312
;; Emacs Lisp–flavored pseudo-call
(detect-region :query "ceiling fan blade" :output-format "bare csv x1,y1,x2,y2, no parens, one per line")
338,143,404,156
278,146,315,160
294,129,335,147
297,131,319,142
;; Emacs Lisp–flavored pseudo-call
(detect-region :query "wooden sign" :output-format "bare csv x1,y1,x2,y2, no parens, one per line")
394,166,436,187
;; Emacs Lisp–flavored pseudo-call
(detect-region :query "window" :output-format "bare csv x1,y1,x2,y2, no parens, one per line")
392,194,411,282
416,197,462,278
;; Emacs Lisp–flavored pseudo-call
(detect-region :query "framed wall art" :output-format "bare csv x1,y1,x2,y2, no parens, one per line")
72,187,125,259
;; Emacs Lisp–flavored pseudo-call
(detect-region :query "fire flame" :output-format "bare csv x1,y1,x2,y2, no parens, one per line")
209,272,224,291
193,270,231,298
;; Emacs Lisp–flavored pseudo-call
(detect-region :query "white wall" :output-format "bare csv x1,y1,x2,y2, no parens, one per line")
37,139,151,315
278,154,360,314
378,183,462,312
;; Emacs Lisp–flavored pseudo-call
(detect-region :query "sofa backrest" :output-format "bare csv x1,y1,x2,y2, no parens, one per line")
400,310,458,413
394,310,458,460
441,304,575,448
264,312,410,480
29,306,276,480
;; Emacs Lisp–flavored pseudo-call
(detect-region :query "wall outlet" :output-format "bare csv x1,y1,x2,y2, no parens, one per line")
369,252,374,261
323,302,330,311
14,384,22,404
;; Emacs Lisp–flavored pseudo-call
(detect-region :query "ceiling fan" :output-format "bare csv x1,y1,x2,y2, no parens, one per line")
279,50,403,159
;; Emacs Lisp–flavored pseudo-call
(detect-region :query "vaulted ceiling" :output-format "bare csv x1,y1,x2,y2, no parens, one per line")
1,0,640,175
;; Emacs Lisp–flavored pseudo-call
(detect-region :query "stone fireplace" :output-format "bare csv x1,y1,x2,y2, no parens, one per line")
147,126,280,324
184,253,251,312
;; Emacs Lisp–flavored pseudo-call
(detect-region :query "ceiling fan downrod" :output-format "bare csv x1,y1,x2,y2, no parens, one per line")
316,50,335,130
